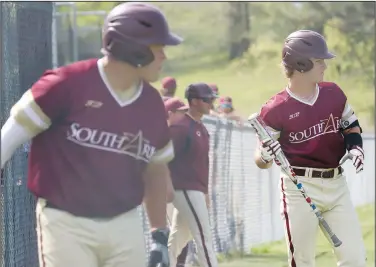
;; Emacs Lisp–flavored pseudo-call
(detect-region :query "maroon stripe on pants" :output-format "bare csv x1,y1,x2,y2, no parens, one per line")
281,177,297,267
37,211,47,267
183,191,212,267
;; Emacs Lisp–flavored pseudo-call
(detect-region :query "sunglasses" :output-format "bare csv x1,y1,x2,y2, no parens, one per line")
200,97,216,104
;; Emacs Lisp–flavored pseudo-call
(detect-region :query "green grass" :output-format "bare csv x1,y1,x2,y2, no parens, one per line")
218,204,375,267
154,61,374,131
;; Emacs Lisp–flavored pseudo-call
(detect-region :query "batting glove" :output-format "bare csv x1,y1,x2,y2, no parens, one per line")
339,146,364,174
148,228,170,267
259,137,282,163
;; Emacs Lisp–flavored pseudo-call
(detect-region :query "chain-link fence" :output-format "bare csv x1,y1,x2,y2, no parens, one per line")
1,2,53,267
1,2,375,267
51,2,229,71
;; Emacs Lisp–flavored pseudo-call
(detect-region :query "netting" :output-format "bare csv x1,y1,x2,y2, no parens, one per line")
1,3,375,267
1,2,53,267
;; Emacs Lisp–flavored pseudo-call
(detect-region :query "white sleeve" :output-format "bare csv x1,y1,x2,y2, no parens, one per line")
150,140,174,164
1,116,35,169
340,101,358,129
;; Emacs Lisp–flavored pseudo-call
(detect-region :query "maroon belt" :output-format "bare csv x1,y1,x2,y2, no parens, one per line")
292,166,343,179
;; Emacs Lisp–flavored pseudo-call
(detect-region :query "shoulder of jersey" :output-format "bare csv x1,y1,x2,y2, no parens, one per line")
262,89,289,110
318,81,342,92
169,114,190,128
142,82,161,96
40,58,98,83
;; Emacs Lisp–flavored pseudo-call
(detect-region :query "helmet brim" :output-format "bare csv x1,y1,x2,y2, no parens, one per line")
322,51,336,59
164,32,183,46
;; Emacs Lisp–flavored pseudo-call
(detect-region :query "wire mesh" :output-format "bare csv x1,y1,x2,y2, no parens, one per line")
1,2,53,267
1,2,375,267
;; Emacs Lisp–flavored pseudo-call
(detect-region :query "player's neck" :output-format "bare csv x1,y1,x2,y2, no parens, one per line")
101,57,141,92
288,78,317,98
187,109,203,121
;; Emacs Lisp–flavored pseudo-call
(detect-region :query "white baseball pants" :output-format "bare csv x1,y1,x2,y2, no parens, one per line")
280,173,366,267
168,190,218,267
36,198,146,267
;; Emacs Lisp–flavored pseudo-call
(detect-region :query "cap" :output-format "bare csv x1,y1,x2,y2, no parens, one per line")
161,77,177,91
164,97,189,113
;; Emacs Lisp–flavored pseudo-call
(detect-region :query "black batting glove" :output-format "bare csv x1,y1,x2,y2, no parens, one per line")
148,228,170,267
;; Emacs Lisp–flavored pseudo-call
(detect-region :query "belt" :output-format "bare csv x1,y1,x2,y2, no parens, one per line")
292,166,343,179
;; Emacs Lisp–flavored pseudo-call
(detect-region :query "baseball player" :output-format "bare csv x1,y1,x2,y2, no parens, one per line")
252,30,366,267
168,83,218,267
208,83,220,116
164,97,189,206
164,97,191,267
217,96,243,124
161,76,178,102
165,97,189,123
1,3,182,267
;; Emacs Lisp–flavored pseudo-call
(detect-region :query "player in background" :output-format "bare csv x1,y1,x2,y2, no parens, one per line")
1,3,182,267
164,97,191,267
164,97,189,207
252,30,366,267
165,97,189,124
217,96,243,123
208,83,220,116
161,76,177,102
168,83,218,267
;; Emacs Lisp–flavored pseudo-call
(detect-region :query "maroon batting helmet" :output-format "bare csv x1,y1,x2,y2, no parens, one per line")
185,83,218,100
101,2,183,67
282,30,335,73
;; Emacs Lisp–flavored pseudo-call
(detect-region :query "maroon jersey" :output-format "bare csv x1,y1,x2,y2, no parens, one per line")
260,82,353,169
11,58,174,218
168,114,210,193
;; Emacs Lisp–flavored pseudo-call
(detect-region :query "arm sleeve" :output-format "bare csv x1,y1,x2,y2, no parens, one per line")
1,70,69,168
1,117,33,169
10,70,69,135
259,100,282,140
330,83,359,129
340,100,358,129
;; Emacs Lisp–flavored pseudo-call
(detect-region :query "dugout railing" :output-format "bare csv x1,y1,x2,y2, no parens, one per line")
1,2,375,267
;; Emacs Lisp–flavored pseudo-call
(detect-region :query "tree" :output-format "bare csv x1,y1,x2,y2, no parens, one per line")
227,2,251,60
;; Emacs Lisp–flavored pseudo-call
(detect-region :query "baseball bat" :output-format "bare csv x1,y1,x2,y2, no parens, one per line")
248,113,342,248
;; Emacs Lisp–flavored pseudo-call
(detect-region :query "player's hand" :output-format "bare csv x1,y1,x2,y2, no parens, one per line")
148,228,170,267
339,146,364,173
259,137,281,163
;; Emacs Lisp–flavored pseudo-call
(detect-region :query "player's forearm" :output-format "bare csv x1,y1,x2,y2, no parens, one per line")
1,116,35,169
143,162,170,230
254,149,273,169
